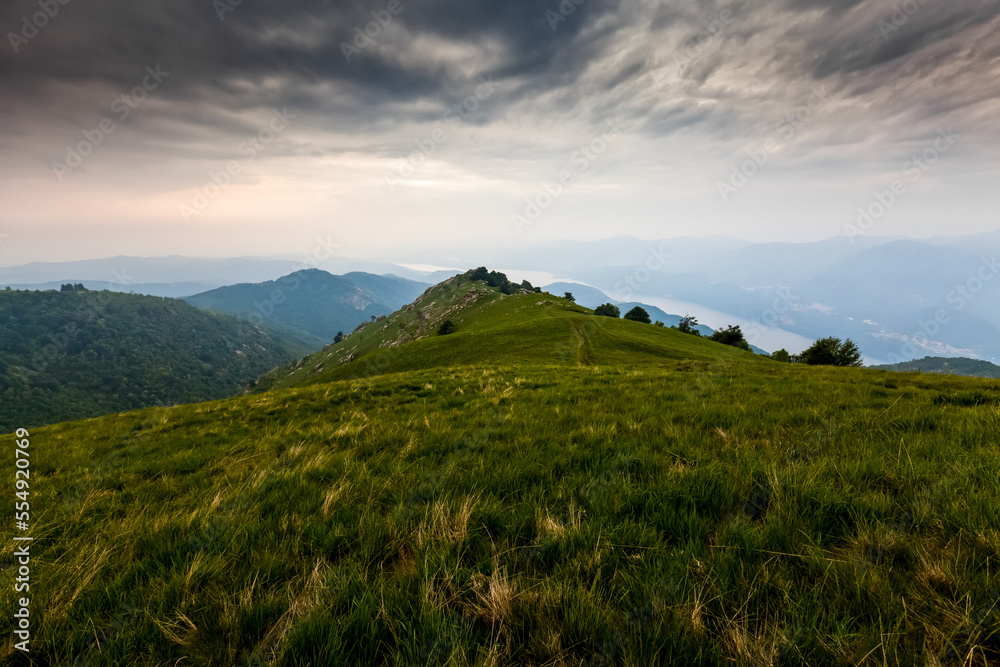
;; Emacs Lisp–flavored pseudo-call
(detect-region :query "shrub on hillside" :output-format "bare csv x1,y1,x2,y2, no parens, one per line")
624,306,651,324
438,320,456,335
594,303,620,318
709,324,750,351
465,267,537,294
800,337,862,366
672,314,701,336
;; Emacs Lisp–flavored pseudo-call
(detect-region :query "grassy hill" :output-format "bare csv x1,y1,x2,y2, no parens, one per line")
872,356,1000,379
0,289,309,431
543,281,716,337
4,276,1000,665
253,274,757,394
183,269,428,350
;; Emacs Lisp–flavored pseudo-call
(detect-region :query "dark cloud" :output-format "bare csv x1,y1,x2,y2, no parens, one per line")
1,0,617,112
806,1,1000,78
0,0,997,177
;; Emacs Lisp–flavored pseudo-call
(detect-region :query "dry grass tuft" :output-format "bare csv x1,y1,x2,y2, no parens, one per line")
321,480,351,518
416,495,478,547
536,501,584,540
254,559,331,666
470,568,518,628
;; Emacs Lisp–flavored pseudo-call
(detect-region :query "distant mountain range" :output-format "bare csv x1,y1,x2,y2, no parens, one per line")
2,280,219,298
3,231,998,363
871,356,1000,379
0,289,309,431
0,255,434,297
182,269,429,349
399,232,1000,364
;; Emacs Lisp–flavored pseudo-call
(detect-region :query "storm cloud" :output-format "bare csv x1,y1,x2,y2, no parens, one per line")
0,0,997,261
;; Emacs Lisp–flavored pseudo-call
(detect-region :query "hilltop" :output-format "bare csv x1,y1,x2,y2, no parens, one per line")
3,271,1000,665
0,288,308,431
872,356,1000,379
253,269,758,393
183,269,428,350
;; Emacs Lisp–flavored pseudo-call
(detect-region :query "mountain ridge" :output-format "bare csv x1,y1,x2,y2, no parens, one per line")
871,356,1000,379
183,269,429,350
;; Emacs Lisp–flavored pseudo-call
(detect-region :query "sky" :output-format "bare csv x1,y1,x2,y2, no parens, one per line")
1,0,998,266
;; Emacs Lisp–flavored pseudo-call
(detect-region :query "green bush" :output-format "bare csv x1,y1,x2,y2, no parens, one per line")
800,337,862,367
593,303,620,318
709,324,750,351
623,306,651,324
673,314,701,336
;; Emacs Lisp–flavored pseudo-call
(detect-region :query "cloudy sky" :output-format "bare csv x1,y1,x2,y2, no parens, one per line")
1,0,998,265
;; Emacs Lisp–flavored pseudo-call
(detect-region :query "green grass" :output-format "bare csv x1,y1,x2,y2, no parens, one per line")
4,285,1000,665
254,277,754,392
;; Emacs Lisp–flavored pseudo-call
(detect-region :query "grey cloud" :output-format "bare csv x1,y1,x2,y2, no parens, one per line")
0,0,997,181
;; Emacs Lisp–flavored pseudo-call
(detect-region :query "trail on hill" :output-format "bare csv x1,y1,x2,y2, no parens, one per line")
572,319,595,366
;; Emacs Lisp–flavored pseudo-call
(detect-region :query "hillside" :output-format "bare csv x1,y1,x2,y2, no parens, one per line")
4,275,1000,665
253,272,759,393
0,289,308,431
871,356,1000,379
544,282,716,336
183,269,428,350
540,282,771,355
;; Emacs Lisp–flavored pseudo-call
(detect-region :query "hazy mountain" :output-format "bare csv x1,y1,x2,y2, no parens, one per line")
183,269,428,349
871,356,1000,379
338,272,433,308
0,255,300,287
0,255,433,292
5,233,997,363
527,235,999,364
2,281,218,298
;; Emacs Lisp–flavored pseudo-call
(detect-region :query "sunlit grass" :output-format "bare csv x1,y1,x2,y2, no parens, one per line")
4,356,1000,664
5,283,1000,664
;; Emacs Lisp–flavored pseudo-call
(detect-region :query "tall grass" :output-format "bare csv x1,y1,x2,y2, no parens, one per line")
4,357,999,665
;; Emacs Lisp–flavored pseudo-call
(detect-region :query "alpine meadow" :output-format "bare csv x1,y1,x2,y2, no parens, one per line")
4,273,999,664
3,0,1000,664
